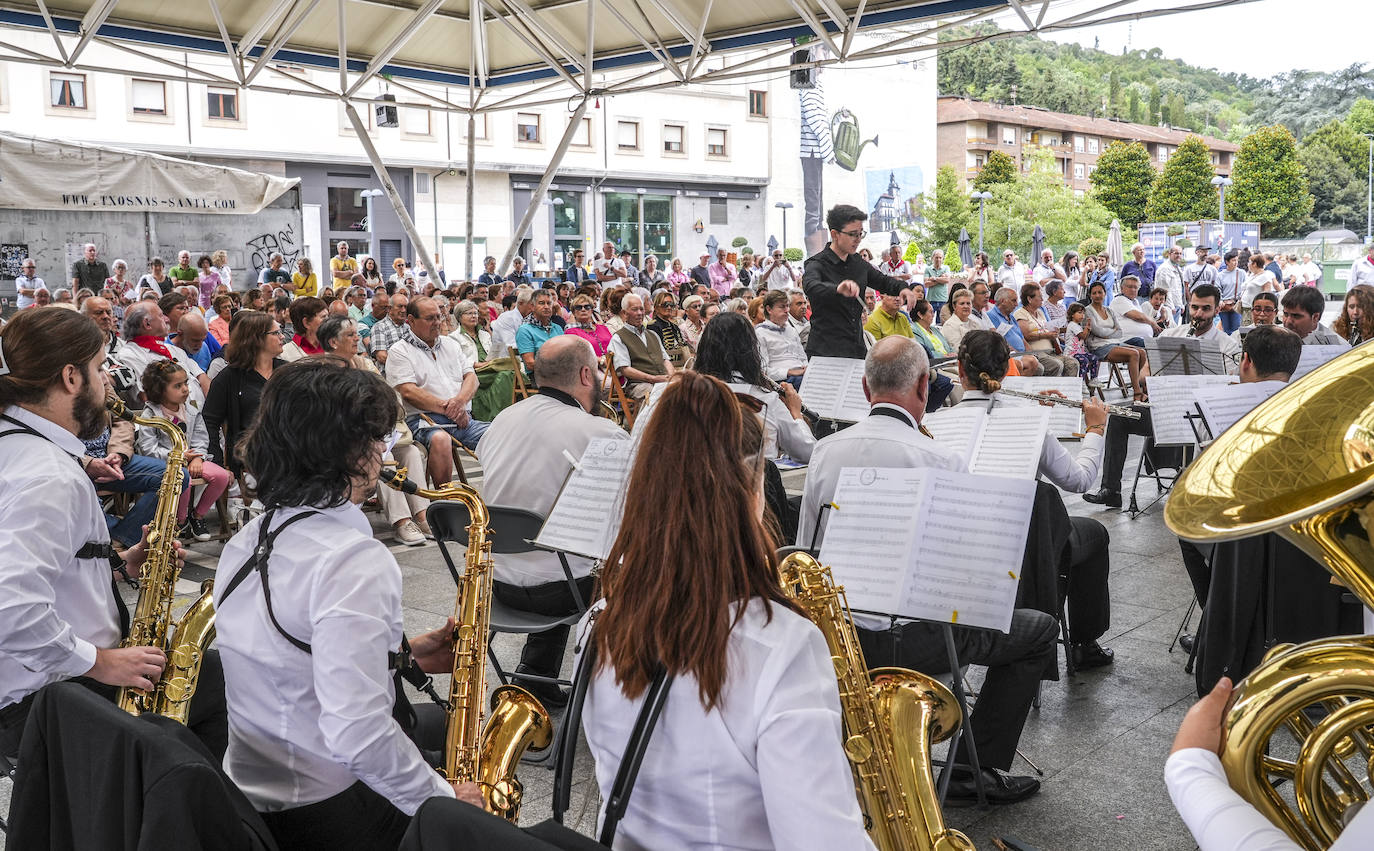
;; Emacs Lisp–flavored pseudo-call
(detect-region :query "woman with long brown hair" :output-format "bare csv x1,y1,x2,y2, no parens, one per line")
1334,284,1374,346
203,310,284,478
579,371,874,849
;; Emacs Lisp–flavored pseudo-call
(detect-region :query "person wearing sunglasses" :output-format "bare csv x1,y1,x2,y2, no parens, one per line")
800,204,909,359
647,290,687,363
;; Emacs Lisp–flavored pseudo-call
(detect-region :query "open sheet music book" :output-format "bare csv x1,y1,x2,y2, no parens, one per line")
922,405,1050,479
1146,374,1235,445
1291,345,1350,381
798,357,871,422
1194,380,1285,439
998,376,1084,438
818,466,1035,632
1144,337,1231,376
532,437,633,561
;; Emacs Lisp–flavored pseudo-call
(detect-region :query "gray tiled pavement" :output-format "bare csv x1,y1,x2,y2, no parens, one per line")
1,444,1207,850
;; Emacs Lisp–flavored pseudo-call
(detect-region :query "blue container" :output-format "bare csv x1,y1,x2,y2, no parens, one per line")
1136,221,1260,263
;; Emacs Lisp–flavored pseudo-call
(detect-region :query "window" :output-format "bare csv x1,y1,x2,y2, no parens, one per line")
516,112,540,143
1073,135,1084,153
131,79,165,115
748,90,767,117
1001,126,1016,145
571,117,591,147
51,72,86,109
328,187,368,233
460,113,488,140
1073,163,1085,179
1087,137,1099,154
207,87,238,120
415,172,432,194
402,107,431,135
974,155,985,168
616,120,639,151
663,123,684,154
709,197,728,225
706,127,728,157
1158,146,1170,163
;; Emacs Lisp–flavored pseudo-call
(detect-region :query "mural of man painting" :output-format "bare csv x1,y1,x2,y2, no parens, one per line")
798,42,834,256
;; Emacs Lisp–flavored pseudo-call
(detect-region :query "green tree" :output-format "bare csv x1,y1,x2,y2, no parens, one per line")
1168,92,1188,128
1346,97,1374,136
1128,90,1142,123
944,240,964,273
1145,136,1218,222
1299,142,1363,230
980,147,1116,259
925,165,973,247
1303,119,1366,173
1148,84,1161,125
1089,140,1154,227
1078,237,1106,257
1108,69,1121,118
1229,125,1314,238
973,150,1017,191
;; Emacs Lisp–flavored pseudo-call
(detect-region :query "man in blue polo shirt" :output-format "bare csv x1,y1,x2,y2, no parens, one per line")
515,288,563,379
988,286,1060,375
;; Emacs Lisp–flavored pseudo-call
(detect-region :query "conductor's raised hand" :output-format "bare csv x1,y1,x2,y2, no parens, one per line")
836,280,859,298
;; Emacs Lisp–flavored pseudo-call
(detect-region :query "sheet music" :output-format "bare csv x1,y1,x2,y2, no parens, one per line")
998,376,1084,438
798,357,866,422
533,438,633,561
968,407,1048,479
1291,345,1350,381
1146,375,1235,445
922,404,987,465
1194,380,1284,438
1145,337,1230,376
819,466,1031,633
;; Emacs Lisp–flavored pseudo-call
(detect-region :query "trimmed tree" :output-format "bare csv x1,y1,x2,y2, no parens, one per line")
1229,125,1314,238
1078,237,1106,258
1148,84,1161,125
944,240,964,273
927,165,973,247
1145,136,1218,222
973,150,1017,191
1089,140,1154,227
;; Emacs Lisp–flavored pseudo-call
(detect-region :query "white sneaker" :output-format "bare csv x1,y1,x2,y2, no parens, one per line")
394,519,426,547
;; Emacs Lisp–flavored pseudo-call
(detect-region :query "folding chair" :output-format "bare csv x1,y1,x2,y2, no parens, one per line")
602,352,641,430
1103,361,1132,399
508,346,535,404
0,751,13,834
416,414,472,486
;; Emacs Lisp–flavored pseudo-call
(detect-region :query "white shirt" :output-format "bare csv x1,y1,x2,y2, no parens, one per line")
1160,321,1241,368
765,261,798,289
1156,261,1186,314
939,312,989,351
114,339,207,408
385,334,475,416
608,323,668,373
476,394,626,586
1110,296,1157,341
135,403,210,459
448,327,493,364
577,599,877,851
728,382,816,464
877,258,911,280
995,263,1027,290
595,256,627,280
958,392,1104,493
1166,747,1374,850
489,308,524,356
1032,262,1064,285
15,273,47,309
754,321,808,381
0,406,121,708
214,503,454,814
1240,271,1277,308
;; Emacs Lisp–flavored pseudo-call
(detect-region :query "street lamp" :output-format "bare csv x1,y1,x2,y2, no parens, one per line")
1211,176,1233,223
774,201,794,251
1362,134,1374,245
970,191,993,253
360,188,385,257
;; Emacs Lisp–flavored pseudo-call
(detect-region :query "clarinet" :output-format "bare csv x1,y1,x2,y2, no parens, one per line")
762,375,820,426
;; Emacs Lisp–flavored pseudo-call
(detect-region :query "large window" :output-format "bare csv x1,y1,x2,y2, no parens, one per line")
617,120,640,151
517,112,540,143
706,128,728,157
571,117,592,147
1073,135,1084,153
604,193,640,258
663,123,684,154
328,187,368,233
402,107,431,135
604,193,673,266
1087,137,1099,154
709,197,728,225
51,73,86,109
1073,163,1085,179
1001,126,1016,145
131,79,165,115
207,87,238,120
552,190,584,269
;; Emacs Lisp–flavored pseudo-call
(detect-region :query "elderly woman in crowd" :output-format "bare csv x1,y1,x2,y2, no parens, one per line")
280,296,328,361
210,249,233,291
639,255,666,289
602,286,630,332
1042,280,1069,329
677,294,706,354
1084,280,1147,399
564,293,612,359
318,315,432,546
204,310,285,482
666,257,691,295
105,259,136,305
448,297,515,423
196,254,222,310
648,290,687,363
208,295,234,345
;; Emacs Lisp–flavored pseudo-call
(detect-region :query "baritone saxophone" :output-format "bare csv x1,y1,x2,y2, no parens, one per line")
106,397,216,723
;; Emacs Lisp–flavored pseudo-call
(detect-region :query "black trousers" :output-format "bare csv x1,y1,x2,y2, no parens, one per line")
857,610,1058,772
1180,539,1214,608
1065,516,1111,644
0,648,228,763
492,576,596,680
1100,408,1153,492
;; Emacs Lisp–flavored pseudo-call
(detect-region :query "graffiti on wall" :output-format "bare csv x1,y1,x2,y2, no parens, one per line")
246,223,300,272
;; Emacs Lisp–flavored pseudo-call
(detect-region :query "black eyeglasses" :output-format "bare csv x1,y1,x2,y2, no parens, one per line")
838,229,867,239
573,304,593,310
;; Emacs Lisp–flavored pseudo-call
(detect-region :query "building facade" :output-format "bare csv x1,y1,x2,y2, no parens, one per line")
937,96,1239,197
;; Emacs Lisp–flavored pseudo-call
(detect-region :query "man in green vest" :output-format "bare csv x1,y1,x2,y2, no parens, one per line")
608,292,674,400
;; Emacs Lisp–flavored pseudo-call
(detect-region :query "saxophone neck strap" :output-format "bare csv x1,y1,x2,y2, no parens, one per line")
600,654,675,846
218,508,322,655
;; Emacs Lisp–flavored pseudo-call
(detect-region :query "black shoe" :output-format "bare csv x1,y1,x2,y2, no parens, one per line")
944,767,1041,806
1178,633,1195,654
514,671,569,708
184,514,212,542
1072,641,1115,669
1081,488,1122,509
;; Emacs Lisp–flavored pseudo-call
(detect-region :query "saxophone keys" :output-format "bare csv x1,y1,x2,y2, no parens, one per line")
843,734,874,763
831,654,850,677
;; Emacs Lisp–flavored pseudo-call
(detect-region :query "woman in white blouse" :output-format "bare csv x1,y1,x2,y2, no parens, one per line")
1239,255,1278,326
579,371,874,851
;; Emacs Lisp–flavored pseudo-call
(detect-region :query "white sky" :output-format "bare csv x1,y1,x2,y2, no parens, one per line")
993,0,1367,79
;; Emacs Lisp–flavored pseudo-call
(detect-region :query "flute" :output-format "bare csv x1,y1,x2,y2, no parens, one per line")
760,375,820,425
995,387,1144,419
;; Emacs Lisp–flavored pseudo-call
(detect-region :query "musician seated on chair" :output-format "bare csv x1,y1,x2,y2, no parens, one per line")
1281,284,1350,348
798,335,1055,806
514,288,564,380
1084,324,1302,511
386,296,490,487
608,292,674,401
1157,283,1241,366
578,372,876,848
476,336,626,708
0,308,225,762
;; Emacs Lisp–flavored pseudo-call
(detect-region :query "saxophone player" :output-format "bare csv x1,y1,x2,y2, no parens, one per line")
579,372,876,849
0,308,184,760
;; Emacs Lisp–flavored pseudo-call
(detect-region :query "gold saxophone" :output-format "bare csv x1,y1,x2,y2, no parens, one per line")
380,467,552,821
106,397,216,723
1166,343,1374,850
779,552,974,851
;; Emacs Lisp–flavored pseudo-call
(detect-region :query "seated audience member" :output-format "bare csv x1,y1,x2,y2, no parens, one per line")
697,312,815,464
514,288,564,377
272,294,294,338
490,286,535,355
579,371,877,849
477,336,626,705
368,292,410,369
564,294,613,360
1146,287,1174,331
787,288,811,346
281,296,329,362
449,299,515,423
864,287,914,342
173,312,222,373
1334,284,1374,346
1083,280,1149,400
988,287,1057,377
203,311,285,482
506,256,535,286
799,336,1053,804
1281,284,1350,348
755,290,809,390
208,295,234,345
940,288,981,351
908,299,957,410
953,330,1115,669
609,292,673,400
646,291,687,363
359,290,390,342
386,296,489,486
1110,275,1163,341
136,359,232,542
116,301,209,406
1013,283,1078,378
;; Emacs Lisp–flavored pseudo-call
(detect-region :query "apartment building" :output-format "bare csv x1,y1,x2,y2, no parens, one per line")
937,96,1239,197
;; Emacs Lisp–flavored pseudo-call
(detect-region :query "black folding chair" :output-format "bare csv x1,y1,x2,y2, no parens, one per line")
0,751,14,834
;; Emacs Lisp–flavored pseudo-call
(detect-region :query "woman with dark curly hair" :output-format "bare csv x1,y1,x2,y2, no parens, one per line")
1334,284,1374,347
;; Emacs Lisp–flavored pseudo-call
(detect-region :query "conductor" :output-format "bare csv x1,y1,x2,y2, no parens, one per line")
802,204,908,359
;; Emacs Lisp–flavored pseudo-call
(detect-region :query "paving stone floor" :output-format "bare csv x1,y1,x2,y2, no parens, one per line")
1,443,1208,850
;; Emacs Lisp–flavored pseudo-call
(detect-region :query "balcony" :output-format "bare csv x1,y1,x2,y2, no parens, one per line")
966,137,996,149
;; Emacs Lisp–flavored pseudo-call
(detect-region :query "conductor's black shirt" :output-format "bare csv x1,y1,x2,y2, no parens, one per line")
801,244,907,359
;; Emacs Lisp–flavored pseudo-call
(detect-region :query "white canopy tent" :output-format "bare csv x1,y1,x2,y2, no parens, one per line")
0,0,1255,278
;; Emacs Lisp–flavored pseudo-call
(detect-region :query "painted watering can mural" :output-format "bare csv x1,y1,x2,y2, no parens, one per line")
830,108,878,172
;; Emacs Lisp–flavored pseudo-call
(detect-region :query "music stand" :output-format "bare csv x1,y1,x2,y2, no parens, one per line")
1144,337,1228,376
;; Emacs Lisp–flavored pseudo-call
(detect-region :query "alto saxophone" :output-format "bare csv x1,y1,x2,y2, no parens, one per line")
106,397,216,723
780,552,974,851
381,468,552,821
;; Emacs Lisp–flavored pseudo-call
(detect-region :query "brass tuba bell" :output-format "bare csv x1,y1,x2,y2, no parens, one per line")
1166,344,1374,849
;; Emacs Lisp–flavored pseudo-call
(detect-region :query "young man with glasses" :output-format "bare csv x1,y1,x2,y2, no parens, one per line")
801,204,907,358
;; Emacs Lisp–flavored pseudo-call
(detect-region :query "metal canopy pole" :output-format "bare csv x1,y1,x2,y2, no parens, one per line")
345,101,436,280
465,0,483,282
498,96,589,274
